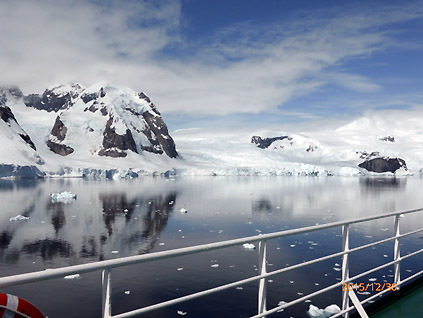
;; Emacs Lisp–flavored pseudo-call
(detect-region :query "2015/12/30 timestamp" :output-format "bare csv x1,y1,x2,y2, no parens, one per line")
342,283,398,292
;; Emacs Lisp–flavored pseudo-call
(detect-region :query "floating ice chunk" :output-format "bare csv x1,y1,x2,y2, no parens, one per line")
242,243,256,250
236,286,243,290
124,290,130,295
290,244,296,247
368,278,377,281
324,304,341,316
64,274,81,280
177,268,184,271
333,267,341,271
357,291,371,295
180,208,188,213
380,228,389,231
50,191,77,204
211,264,219,268
123,209,128,212
169,201,174,205
307,304,325,317
307,304,341,317
383,254,388,258
9,215,30,222
111,250,119,254
177,310,187,316
277,301,286,312
158,243,165,246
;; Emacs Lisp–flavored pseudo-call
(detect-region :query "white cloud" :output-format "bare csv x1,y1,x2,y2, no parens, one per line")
0,0,421,116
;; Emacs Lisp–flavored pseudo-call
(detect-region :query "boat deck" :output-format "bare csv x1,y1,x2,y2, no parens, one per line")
371,285,423,318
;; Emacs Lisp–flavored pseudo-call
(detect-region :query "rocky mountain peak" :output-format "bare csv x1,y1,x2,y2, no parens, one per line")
44,82,178,159
23,83,85,112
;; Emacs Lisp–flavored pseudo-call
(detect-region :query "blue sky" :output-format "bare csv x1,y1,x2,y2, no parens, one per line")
0,0,422,131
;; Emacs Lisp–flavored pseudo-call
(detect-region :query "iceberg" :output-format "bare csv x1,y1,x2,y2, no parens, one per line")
50,191,77,204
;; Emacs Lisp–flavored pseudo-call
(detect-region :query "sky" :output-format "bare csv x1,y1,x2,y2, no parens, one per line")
0,0,422,132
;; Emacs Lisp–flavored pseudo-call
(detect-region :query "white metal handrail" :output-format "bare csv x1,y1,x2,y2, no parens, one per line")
0,207,422,318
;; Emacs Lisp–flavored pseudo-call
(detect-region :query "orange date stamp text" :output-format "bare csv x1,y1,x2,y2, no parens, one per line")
342,282,398,292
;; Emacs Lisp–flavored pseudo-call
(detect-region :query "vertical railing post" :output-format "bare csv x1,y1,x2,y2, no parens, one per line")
342,224,350,318
394,215,401,289
102,269,112,318
258,240,267,316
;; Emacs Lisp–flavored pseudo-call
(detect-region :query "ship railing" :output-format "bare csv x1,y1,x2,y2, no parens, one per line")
1,208,423,318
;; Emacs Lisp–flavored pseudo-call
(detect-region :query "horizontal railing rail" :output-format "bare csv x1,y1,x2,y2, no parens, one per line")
0,207,422,318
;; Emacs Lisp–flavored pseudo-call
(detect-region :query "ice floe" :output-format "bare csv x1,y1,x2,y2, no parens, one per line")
9,215,30,222
64,274,81,280
242,243,256,250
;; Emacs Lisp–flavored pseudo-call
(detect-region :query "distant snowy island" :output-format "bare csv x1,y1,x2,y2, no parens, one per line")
1,83,422,179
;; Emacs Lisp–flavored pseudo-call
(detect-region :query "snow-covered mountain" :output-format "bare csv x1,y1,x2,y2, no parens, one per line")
0,83,178,178
1,82,422,179
0,88,45,178
172,109,423,176
42,83,178,159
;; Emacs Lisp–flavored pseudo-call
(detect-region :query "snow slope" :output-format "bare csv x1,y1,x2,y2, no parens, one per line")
0,88,45,177
172,108,423,176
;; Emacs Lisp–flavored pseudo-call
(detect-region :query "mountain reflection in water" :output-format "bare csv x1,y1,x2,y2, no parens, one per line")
0,179,178,265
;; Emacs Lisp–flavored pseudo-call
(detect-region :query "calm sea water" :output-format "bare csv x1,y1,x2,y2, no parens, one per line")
1,176,422,317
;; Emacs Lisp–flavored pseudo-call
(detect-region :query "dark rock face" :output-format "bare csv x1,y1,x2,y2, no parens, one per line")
18,134,37,151
81,87,105,104
23,84,82,112
380,136,395,142
81,92,98,104
0,104,15,123
98,117,138,158
0,102,37,151
46,116,74,156
357,151,380,160
51,116,67,141
6,86,23,99
358,157,407,173
251,135,290,149
138,92,160,115
46,140,74,156
306,144,317,152
142,111,178,158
